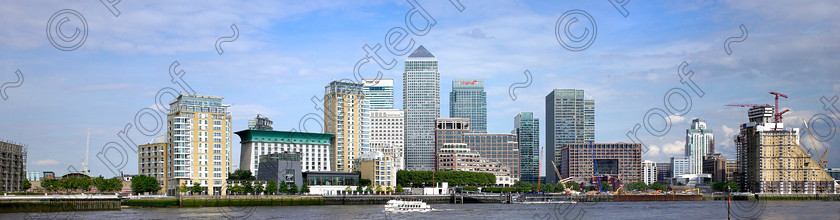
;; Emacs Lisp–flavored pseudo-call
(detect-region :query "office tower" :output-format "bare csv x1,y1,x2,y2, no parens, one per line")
138,135,168,194
0,141,26,192
685,118,714,174
514,112,540,183
166,94,232,195
403,45,440,171
248,114,273,130
434,118,520,180
735,106,835,193
236,129,333,175
656,162,672,184
324,81,369,172
370,109,404,170
558,143,642,182
671,156,690,177
642,160,657,185
450,79,487,133
545,89,594,184
702,153,727,183
362,79,394,110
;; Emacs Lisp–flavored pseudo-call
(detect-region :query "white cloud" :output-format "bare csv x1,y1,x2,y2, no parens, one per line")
662,140,685,155
33,159,59,165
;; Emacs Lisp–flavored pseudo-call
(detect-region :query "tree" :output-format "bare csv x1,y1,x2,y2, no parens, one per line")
712,182,739,193
386,186,392,194
359,179,372,187
243,181,254,195
355,185,363,194
375,185,384,195
624,182,647,191
178,183,190,195
278,181,288,194
22,179,31,192
600,181,613,191
395,185,404,193
105,177,124,192
567,181,580,191
265,180,277,195
191,182,203,194
131,175,161,194
301,184,310,194
288,184,299,194
649,182,667,191
365,187,373,194
229,170,256,181
254,182,264,195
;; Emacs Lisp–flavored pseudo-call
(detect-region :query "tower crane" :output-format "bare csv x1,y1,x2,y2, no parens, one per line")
769,91,789,123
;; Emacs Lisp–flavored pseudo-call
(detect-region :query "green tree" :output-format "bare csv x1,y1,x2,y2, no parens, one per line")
228,184,241,195
106,177,125,192
254,182,264,195
278,181,288,194
355,185,363,194
229,169,256,181
92,177,107,192
301,184,310,194
649,182,667,191
288,184,299,194
243,181,254,194
265,180,277,195
359,179,371,187
600,181,613,191
712,182,739,193
395,185,403,193
22,179,31,192
191,182,203,194
178,183,189,195
131,175,161,194
42,178,61,192
567,181,580,191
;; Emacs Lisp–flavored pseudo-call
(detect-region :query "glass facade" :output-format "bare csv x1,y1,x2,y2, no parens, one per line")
514,112,540,183
545,89,594,184
403,45,440,171
450,79,487,133
304,172,359,186
362,79,394,110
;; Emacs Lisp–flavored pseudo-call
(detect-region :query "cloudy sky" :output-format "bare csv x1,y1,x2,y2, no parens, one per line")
1,0,838,177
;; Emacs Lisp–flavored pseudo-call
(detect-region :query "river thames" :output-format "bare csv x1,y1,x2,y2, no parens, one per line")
2,200,838,219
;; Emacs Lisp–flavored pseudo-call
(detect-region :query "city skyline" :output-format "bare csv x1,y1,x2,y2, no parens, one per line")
2,1,839,178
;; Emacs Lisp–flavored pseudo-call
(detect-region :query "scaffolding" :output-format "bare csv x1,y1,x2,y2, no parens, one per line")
1,140,27,192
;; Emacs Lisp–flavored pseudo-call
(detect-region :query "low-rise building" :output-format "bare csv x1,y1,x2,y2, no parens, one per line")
559,143,642,183
436,143,514,186
671,156,690,177
303,171,360,195
357,151,395,188
656,162,672,184
237,129,333,176
138,135,168,195
256,153,304,191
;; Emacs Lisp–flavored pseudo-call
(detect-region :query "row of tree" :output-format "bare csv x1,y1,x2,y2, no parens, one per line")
40,176,123,193
711,182,739,192
396,170,496,187
226,180,310,195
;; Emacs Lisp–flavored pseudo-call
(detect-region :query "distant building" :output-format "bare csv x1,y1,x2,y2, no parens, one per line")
362,78,394,110
324,80,370,172
357,151,396,187
736,106,835,193
726,159,737,182
671,173,712,188
436,143,514,186
0,141,26,192
642,160,657,185
545,89,594,184
434,118,520,180
671,157,690,177
26,171,43,181
43,171,55,180
61,172,91,179
826,168,840,180
514,112,540,183
138,135,168,195
656,162,672,184
450,79,487,133
303,171,360,195
702,154,727,183
685,118,714,174
370,109,404,170
248,114,274,130
236,129,333,175
256,152,303,191
558,143,641,183
403,45,440,171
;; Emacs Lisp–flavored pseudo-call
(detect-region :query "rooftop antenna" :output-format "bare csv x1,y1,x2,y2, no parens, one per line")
83,128,90,174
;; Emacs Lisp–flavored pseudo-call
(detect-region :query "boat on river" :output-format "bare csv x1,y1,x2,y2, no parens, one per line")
384,200,432,212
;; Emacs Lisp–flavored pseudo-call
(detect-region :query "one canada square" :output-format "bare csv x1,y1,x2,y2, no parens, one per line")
403,45,439,171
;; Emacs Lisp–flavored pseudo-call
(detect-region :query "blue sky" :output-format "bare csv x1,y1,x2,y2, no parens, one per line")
2,0,839,178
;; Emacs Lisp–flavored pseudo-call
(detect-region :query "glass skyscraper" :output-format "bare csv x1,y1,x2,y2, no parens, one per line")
362,78,394,110
685,118,713,174
545,89,594,184
450,79,487,133
514,112,539,183
403,45,439,171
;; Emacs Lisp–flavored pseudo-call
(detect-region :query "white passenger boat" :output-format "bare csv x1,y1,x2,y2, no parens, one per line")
384,199,432,212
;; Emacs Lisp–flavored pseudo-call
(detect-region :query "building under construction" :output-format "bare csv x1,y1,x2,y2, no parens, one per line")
735,106,836,194
1,140,27,192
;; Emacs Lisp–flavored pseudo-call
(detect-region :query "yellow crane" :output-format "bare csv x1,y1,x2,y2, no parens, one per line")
551,161,567,190
683,188,700,195
802,118,829,168
613,185,623,195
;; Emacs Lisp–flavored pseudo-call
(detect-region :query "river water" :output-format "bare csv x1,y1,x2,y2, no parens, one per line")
2,201,838,219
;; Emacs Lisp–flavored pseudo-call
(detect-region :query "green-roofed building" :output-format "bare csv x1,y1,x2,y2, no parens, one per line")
236,129,335,176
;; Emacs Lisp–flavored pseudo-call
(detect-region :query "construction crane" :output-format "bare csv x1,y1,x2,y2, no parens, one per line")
802,118,829,168
614,185,624,195
588,141,602,192
769,91,789,123
683,188,700,195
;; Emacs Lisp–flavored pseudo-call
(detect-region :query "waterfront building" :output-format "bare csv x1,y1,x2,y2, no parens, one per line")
735,106,835,194
43,171,55,180
826,168,840,180
686,118,714,174
166,94,232,195
514,112,540,183
0,140,26,192
370,109,404,170
236,129,333,175
545,89,594,184
138,135,168,194
436,143,514,186
362,78,394,110
642,160,657,185
450,79,487,133
726,159,737,182
403,45,440,171
303,171,360,195
671,173,712,188
255,152,303,191
357,151,396,188
656,162,672,184
25,171,43,181
248,114,273,130
434,118,520,180
671,156,690,177
558,143,641,182
702,153,727,183
324,80,370,172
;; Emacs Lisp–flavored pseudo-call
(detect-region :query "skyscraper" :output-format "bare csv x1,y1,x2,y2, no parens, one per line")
362,79,394,110
514,112,539,183
166,94,232,195
403,45,439,171
545,89,594,184
685,118,714,174
642,160,657,185
450,79,487,133
369,109,404,170
324,81,370,172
